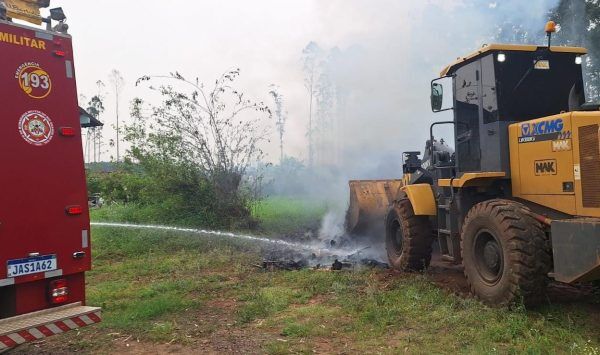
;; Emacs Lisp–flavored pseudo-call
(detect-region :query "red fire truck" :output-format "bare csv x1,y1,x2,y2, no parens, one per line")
0,2,100,351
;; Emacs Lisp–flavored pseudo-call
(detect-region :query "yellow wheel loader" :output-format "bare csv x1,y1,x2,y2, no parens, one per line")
346,22,600,306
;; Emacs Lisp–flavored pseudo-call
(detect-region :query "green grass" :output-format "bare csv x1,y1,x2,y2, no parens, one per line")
252,196,329,234
92,196,330,235
21,197,600,354
236,269,600,354
81,235,600,353
81,227,262,343
90,203,159,224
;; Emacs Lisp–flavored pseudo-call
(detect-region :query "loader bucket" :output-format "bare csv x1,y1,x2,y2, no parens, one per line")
345,179,403,235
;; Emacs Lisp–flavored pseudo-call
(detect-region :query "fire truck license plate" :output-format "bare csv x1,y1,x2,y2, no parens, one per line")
7,255,57,278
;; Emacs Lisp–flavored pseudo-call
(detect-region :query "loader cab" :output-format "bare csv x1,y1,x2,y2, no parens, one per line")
431,44,587,177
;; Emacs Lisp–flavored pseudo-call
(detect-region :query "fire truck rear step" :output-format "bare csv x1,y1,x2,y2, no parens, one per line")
0,302,101,352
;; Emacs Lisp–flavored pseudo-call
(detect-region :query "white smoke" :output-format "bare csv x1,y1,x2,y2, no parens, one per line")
291,0,563,262
318,210,345,241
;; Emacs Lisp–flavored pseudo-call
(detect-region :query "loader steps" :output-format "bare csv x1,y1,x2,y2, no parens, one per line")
0,303,101,352
437,191,462,264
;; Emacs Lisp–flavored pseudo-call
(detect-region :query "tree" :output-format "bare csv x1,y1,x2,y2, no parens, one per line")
86,80,106,162
80,81,106,163
269,85,287,163
314,57,337,167
551,0,600,101
479,1,550,44
129,69,271,206
109,69,125,161
588,1,600,100
302,42,323,168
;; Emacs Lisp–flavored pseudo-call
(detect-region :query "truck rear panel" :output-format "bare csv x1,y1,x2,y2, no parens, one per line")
0,18,97,345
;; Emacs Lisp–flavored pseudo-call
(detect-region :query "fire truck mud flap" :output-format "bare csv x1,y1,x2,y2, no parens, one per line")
551,219,600,284
0,302,101,352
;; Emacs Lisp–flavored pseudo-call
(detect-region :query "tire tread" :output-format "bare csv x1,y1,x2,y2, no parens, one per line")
461,199,552,306
386,198,434,271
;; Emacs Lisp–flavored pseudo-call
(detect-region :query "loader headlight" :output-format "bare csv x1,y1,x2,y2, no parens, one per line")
575,56,583,65
497,53,506,63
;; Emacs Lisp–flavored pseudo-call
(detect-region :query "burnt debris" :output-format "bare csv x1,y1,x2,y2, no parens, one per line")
257,227,389,272
260,244,389,271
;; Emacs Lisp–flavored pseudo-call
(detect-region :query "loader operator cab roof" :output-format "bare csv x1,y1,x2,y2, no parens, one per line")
436,44,593,123
439,44,588,77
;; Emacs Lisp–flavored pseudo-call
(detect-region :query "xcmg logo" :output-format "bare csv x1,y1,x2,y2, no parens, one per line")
521,118,564,137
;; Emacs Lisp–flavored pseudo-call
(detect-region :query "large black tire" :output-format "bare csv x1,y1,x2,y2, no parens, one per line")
385,198,434,271
461,199,552,307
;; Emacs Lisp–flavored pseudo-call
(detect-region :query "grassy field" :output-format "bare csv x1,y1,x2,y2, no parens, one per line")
17,198,600,354
90,197,330,235
252,197,330,234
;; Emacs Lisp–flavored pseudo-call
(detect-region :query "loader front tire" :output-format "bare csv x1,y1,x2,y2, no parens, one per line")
461,199,551,307
385,198,433,271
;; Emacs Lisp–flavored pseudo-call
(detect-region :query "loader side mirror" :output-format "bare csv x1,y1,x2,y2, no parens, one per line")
430,76,453,113
431,83,443,112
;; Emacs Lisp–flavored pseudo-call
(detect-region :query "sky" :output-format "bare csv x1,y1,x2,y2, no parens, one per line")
30,0,559,166
33,0,446,163
59,0,392,162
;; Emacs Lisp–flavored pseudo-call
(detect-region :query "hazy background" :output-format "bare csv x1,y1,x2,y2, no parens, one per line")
36,0,564,174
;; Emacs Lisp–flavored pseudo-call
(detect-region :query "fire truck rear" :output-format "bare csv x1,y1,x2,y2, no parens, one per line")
0,2,100,351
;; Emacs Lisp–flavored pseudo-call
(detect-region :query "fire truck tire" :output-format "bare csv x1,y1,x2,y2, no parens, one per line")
385,198,433,271
461,199,551,307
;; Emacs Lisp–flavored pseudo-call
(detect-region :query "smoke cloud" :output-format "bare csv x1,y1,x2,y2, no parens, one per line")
303,0,561,179
286,0,563,242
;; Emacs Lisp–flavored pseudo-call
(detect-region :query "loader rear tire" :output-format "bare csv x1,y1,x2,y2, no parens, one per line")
461,199,551,307
385,198,433,271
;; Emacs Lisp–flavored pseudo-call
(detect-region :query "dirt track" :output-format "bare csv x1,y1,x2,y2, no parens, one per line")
426,251,600,310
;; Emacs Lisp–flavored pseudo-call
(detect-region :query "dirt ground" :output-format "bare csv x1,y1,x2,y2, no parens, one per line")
13,251,600,355
12,239,600,355
427,252,600,304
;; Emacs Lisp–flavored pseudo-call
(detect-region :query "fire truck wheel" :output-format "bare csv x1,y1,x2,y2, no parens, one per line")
385,198,433,271
461,199,551,307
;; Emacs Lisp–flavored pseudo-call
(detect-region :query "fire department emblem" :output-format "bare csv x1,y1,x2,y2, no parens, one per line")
18,110,55,146
15,63,52,99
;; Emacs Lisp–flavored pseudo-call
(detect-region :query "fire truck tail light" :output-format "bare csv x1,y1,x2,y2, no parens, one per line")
60,127,76,136
66,205,83,215
49,279,69,304
53,50,66,57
